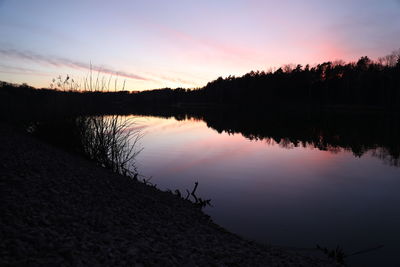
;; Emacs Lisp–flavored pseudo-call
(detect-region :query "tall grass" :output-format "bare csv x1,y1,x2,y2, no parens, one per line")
77,115,142,177
49,64,127,93
1,70,140,177
47,69,137,176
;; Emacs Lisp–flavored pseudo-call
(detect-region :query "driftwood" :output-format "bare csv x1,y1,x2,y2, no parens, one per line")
181,181,211,209
316,244,384,265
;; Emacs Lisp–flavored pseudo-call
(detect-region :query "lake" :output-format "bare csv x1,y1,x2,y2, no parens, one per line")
125,110,400,267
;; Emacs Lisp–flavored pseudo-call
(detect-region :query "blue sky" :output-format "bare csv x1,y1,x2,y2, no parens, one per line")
0,0,399,90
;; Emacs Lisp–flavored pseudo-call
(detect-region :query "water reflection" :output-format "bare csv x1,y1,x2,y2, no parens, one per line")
130,108,400,167
127,111,400,267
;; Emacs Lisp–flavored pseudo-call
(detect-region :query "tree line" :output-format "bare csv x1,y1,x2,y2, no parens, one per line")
132,50,400,110
1,50,400,115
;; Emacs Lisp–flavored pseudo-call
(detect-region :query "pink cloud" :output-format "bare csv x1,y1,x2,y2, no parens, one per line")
153,24,264,67
0,64,52,77
0,48,207,88
0,48,151,81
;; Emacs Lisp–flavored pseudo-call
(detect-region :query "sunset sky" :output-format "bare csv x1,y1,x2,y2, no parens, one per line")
1,0,400,91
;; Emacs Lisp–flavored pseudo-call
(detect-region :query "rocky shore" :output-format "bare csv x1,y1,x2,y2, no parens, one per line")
0,124,337,266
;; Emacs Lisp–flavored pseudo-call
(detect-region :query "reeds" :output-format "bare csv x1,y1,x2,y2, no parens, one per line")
81,63,126,92
77,115,142,177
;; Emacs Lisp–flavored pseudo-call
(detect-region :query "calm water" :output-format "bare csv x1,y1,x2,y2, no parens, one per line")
126,113,400,266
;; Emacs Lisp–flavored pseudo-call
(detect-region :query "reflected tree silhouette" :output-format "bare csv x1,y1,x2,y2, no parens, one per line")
127,107,400,167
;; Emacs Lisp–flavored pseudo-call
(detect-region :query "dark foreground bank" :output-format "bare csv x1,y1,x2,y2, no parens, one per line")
0,124,337,266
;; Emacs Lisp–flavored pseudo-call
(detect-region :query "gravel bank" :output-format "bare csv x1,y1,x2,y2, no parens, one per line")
0,124,337,266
